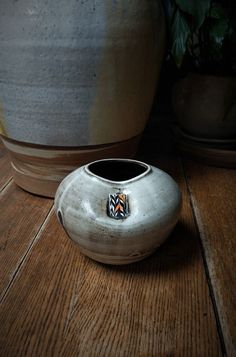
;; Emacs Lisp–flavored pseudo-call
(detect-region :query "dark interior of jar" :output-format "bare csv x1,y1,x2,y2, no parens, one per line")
88,160,148,181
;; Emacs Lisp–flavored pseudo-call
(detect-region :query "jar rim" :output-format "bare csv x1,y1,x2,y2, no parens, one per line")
85,158,151,184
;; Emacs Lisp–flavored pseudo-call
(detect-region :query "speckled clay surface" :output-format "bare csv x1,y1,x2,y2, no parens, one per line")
54,159,182,265
0,0,165,146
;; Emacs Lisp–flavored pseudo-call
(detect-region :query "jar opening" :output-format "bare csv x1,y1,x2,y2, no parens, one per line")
88,160,148,182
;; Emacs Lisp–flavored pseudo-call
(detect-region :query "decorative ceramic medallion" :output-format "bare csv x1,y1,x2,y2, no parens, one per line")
108,193,129,219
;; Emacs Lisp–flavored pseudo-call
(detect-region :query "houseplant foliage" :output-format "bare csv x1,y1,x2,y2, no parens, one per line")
163,0,236,149
164,0,236,75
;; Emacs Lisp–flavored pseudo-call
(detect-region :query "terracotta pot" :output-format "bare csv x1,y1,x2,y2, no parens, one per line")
0,0,165,197
172,73,236,139
54,159,182,265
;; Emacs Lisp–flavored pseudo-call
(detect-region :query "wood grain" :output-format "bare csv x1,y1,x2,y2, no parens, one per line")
0,140,11,192
0,154,222,356
183,160,236,356
0,182,53,300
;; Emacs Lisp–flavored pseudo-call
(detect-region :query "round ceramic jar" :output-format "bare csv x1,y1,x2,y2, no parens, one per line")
54,159,182,265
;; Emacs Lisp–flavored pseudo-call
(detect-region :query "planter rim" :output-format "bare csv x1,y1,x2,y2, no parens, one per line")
175,71,236,81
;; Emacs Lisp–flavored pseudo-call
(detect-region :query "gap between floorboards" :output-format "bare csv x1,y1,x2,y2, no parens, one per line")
0,204,55,304
179,157,227,357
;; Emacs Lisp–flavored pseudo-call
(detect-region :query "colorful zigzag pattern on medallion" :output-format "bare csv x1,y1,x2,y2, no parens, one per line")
108,193,129,219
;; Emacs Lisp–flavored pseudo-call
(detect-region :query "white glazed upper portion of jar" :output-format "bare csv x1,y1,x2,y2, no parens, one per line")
54,160,182,257
0,0,165,146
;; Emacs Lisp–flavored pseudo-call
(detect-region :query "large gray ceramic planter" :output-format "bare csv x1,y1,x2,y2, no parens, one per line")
0,0,165,197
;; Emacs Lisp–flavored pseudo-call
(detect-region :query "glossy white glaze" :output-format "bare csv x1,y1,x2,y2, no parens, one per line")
54,159,182,264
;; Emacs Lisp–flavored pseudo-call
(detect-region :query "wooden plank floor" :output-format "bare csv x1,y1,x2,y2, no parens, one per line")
183,161,236,357
0,120,235,356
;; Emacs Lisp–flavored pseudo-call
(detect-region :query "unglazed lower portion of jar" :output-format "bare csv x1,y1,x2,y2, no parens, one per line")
78,246,155,265
1,135,140,197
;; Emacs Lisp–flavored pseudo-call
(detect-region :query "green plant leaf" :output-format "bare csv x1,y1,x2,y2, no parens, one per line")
175,0,211,28
171,9,190,67
209,3,227,19
208,18,229,63
162,0,176,28
187,31,200,60
210,18,229,46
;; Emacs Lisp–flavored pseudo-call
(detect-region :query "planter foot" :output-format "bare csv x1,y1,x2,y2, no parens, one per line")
1,135,141,197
